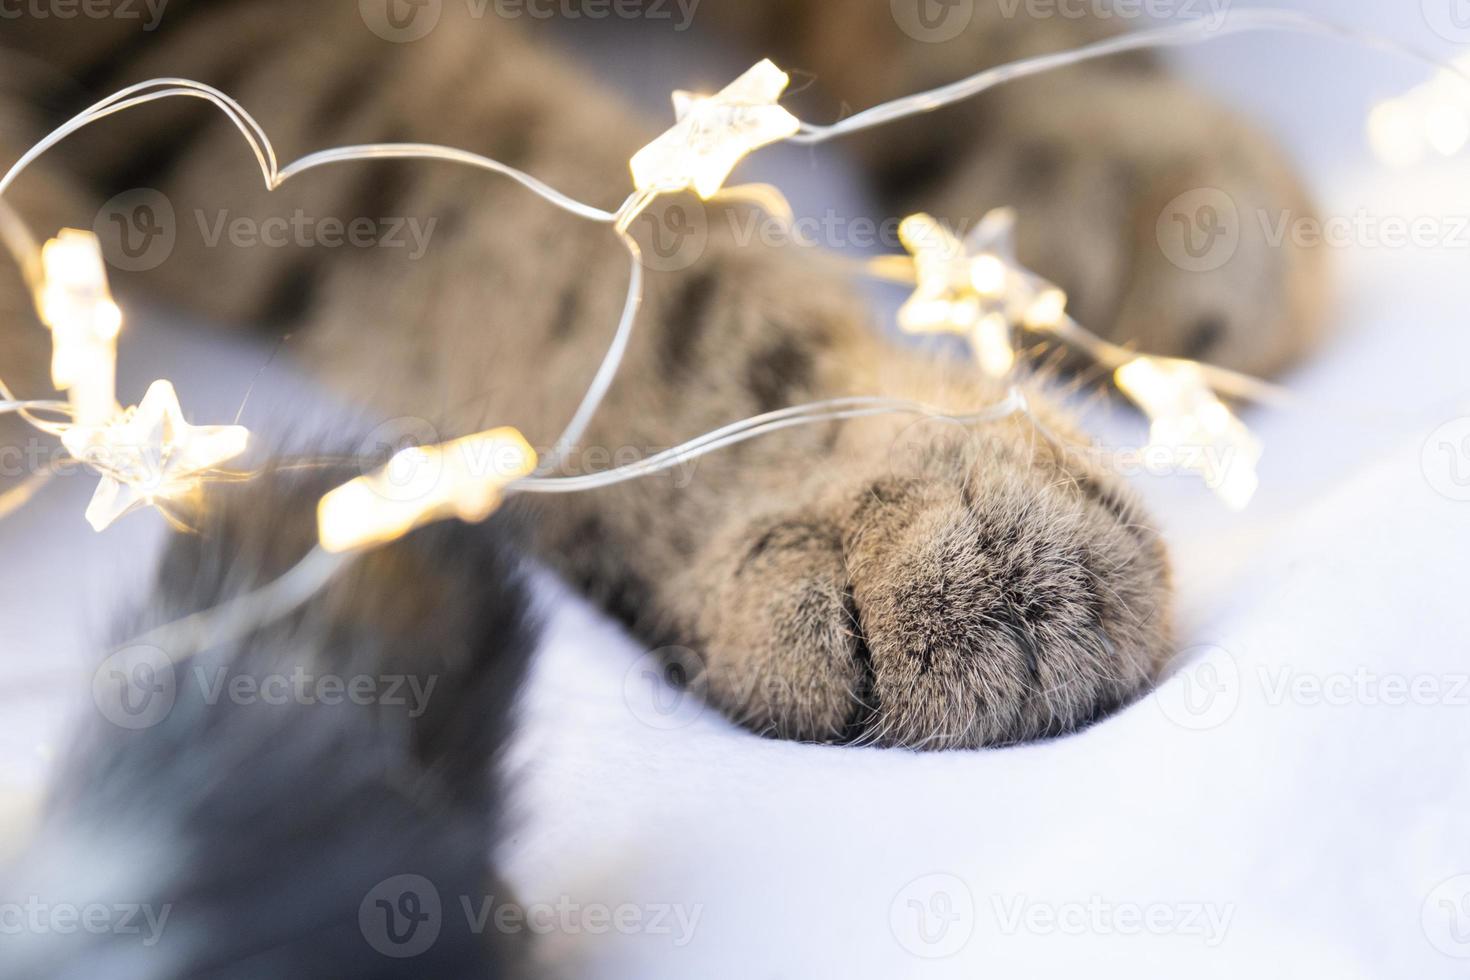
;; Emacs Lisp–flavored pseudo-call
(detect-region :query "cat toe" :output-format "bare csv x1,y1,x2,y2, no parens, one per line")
840,445,1172,748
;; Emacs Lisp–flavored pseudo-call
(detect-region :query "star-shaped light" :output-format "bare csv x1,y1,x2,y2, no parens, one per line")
1114,357,1262,510
60,379,250,531
317,427,537,554
38,230,122,426
630,59,802,200
896,209,1068,378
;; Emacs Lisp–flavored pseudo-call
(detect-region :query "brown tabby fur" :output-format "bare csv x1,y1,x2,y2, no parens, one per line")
0,0,1326,747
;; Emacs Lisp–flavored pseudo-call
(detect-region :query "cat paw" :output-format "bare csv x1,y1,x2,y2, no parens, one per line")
676,412,1173,749
918,73,1329,379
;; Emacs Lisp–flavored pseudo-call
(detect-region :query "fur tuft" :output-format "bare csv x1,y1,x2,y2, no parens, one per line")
3,466,539,979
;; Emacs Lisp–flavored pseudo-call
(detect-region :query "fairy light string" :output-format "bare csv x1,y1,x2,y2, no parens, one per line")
36,229,122,427
318,427,538,554
0,8,1459,650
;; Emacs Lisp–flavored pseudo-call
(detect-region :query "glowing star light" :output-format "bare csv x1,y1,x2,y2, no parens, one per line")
897,209,1068,379
1114,357,1262,510
630,59,801,200
317,427,537,554
1367,54,1470,167
60,379,250,531
38,230,123,426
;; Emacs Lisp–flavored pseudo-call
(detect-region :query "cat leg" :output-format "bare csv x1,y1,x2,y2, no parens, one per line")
709,0,1329,376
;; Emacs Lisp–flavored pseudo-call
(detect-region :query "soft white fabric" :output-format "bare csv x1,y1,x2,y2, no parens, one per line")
3,3,1468,977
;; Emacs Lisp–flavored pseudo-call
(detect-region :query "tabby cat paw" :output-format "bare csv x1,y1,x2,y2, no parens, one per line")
922,74,1329,378
676,413,1173,749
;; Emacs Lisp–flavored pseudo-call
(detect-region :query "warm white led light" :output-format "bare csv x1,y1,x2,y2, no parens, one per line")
37,230,122,426
1115,357,1262,510
60,379,250,530
317,427,537,553
896,209,1066,379
630,59,801,200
